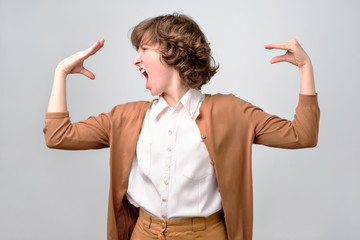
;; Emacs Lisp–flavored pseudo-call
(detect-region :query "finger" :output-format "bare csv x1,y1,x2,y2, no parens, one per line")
270,54,290,64
264,42,291,51
266,39,301,52
82,39,105,59
80,67,95,80
89,39,105,56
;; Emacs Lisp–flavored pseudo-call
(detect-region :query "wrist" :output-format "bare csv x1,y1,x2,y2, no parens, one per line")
299,57,313,70
54,65,69,77
299,60,316,95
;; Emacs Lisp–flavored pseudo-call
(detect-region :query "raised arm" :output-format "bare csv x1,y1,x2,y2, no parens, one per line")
47,39,105,112
250,39,319,148
44,39,111,150
264,39,315,95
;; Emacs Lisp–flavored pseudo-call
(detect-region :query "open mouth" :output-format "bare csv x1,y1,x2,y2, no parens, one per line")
140,69,148,79
140,68,149,89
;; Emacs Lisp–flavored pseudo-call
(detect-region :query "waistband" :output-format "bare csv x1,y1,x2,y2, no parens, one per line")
138,208,223,232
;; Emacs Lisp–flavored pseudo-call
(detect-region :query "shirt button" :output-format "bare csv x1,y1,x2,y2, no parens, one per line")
162,215,166,219
167,147,172,152
162,198,167,202
201,134,206,139
168,130,172,135
164,180,168,185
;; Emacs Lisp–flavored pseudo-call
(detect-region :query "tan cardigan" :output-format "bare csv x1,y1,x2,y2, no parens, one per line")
44,93,320,240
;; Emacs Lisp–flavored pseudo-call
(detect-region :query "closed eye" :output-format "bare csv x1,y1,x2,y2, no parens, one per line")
139,44,148,51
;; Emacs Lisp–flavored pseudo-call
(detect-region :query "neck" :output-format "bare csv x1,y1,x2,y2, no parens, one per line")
162,85,189,107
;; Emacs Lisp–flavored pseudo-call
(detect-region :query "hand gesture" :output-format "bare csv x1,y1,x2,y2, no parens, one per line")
56,39,105,80
264,39,311,68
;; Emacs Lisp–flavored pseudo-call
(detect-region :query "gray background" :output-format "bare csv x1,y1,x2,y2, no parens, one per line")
1,0,359,239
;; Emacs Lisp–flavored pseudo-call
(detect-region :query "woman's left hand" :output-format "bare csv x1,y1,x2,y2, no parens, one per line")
265,39,316,95
264,39,311,68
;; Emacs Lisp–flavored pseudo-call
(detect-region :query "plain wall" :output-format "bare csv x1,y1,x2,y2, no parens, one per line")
1,0,359,239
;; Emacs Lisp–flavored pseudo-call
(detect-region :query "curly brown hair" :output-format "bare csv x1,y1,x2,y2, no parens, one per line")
130,13,219,89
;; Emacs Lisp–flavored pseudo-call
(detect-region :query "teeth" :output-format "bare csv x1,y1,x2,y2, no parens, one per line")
140,69,145,74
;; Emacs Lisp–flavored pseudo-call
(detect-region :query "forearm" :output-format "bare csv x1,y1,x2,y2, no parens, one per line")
47,67,68,112
299,60,316,95
46,39,104,113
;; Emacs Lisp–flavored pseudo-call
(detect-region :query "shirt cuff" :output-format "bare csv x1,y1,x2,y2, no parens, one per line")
45,112,69,119
298,93,318,107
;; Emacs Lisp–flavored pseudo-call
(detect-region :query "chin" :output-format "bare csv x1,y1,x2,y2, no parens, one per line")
149,89,159,97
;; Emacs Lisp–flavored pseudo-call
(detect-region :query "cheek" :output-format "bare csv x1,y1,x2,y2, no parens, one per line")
149,61,166,78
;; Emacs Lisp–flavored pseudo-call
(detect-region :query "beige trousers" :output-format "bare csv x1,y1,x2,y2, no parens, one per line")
130,208,228,240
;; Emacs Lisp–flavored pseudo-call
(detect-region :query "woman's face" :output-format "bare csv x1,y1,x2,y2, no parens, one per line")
133,40,179,97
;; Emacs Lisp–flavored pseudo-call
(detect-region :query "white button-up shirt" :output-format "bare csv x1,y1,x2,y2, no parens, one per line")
126,89,222,219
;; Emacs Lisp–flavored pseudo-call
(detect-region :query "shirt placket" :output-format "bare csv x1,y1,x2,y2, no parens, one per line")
160,108,177,219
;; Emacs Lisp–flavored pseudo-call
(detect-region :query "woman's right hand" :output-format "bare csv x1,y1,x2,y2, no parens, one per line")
56,39,105,80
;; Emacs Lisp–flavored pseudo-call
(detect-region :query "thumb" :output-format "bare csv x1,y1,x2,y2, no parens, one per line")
80,67,95,80
270,54,289,64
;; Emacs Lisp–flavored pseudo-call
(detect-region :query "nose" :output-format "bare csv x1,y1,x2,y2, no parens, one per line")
133,51,141,66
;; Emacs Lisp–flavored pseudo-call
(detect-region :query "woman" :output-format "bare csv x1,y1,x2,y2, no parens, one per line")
44,14,319,240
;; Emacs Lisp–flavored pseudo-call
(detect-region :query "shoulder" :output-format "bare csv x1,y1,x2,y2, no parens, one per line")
201,93,262,122
203,93,248,108
108,100,154,119
113,100,153,110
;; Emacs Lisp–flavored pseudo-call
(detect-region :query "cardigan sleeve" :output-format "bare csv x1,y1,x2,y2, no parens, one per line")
43,110,112,150
251,94,320,148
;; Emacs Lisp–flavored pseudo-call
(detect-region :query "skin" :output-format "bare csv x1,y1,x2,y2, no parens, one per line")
133,41,189,107
47,39,105,112
264,39,316,95
47,38,316,112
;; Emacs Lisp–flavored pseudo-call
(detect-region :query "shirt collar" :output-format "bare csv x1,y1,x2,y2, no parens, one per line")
152,89,203,120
